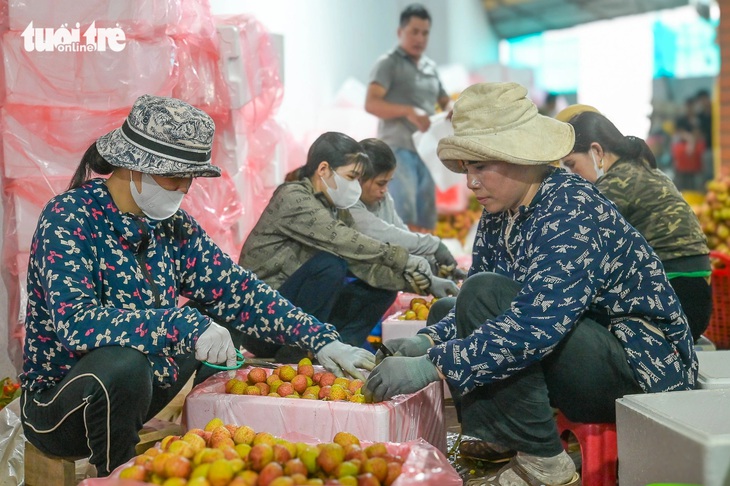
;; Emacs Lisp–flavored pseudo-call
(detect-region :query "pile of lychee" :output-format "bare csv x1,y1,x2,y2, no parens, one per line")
119,420,404,486
398,298,433,321
225,358,367,402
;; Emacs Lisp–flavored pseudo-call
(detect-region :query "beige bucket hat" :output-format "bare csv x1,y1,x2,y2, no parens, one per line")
437,82,575,173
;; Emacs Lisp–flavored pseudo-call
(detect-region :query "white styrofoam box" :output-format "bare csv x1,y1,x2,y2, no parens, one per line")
3,30,176,109
382,312,428,343
697,351,730,389
216,23,258,110
616,389,730,486
2,105,125,178
8,0,182,34
182,369,447,452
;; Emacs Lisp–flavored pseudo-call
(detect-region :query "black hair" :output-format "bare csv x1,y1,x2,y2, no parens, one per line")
568,111,657,169
300,132,369,179
359,138,397,182
400,3,431,28
67,142,116,190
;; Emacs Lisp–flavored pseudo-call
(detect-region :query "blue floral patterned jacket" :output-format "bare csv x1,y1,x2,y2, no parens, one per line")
21,179,339,392
421,169,698,395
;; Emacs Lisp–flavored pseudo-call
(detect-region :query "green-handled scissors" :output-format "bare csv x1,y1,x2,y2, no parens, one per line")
202,348,279,370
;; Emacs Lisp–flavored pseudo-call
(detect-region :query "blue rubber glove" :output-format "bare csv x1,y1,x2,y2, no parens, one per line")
316,340,375,380
375,334,432,363
364,355,441,403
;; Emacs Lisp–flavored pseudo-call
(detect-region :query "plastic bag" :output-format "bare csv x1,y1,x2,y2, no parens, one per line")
0,398,24,486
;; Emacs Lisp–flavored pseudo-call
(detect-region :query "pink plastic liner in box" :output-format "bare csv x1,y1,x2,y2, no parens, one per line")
182,367,447,453
91,437,461,486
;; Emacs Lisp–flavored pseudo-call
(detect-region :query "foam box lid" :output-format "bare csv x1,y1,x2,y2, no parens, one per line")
697,351,730,388
182,367,446,452
617,390,730,443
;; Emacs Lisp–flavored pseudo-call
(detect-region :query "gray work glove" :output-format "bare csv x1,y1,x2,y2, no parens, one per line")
364,356,440,403
316,340,375,381
434,241,457,268
195,321,237,368
375,334,432,363
429,276,460,298
404,255,433,293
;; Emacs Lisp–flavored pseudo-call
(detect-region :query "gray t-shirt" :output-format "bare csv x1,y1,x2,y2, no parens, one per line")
369,47,447,151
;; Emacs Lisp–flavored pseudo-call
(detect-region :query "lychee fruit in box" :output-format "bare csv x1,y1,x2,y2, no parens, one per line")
182,364,446,453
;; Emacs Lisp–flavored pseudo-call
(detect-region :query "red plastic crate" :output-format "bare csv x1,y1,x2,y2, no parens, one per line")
707,251,730,349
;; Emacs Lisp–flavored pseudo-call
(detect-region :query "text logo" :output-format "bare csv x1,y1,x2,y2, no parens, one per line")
21,21,126,53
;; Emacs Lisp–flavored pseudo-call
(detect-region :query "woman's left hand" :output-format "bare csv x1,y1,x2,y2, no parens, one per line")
316,341,375,381
364,355,440,403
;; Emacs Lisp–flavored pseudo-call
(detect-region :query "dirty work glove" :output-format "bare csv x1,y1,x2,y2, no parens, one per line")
434,241,457,269
429,276,460,298
195,320,237,369
404,255,433,292
316,340,375,381
364,356,440,403
375,334,432,363
452,267,468,280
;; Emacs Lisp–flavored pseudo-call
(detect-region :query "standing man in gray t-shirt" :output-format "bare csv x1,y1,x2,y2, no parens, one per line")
365,3,452,232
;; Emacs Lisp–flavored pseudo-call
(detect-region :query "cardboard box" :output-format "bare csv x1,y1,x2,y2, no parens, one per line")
182,368,447,453
697,350,730,389
616,390,730,485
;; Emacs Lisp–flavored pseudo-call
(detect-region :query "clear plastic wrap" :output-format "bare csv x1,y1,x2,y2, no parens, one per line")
0,399,23,486
86,437,461,486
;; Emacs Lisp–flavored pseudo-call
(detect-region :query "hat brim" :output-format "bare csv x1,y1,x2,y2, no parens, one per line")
96,128,221,178
437,115,575,173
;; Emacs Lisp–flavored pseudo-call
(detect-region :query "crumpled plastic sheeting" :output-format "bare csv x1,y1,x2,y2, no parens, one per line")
3,31,178,109
0,399,24,486
7,0,183,37
181,171,244,259
182,367,447,453
1,104,127,178
94,437,460,486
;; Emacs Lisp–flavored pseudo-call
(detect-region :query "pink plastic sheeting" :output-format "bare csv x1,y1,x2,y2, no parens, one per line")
7,0,183,36
87,438,461,486
181,171,244,259
182,367,447,453
1,104,127,178
2,31,178,109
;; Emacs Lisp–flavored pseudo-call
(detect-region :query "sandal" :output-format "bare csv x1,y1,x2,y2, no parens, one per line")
465,457,581,486
458,439,516,463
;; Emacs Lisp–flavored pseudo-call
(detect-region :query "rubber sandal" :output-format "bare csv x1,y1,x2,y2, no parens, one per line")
465,457,581,486
458,439,516,463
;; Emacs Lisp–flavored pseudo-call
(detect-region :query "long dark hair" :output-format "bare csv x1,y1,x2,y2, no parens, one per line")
67,142,115,190
299,132,369,179
359,138,397,182
569,111,657,169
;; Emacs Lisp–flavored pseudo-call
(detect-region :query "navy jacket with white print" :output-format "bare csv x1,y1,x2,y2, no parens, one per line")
420,168,697,395
21,179,340,393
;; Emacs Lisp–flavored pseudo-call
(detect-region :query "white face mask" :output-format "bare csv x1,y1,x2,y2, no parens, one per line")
130,172,186,220
590,151,604,180
321,168,362,209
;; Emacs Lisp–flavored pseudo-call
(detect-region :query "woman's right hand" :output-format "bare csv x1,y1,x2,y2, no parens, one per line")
316,341,375,381
195,321,237,369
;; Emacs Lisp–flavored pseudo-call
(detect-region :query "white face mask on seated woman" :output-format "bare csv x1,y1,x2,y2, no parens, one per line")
321,169,362,209
130,172,186,220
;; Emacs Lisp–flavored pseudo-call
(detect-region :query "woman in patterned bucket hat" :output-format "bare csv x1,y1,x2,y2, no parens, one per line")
364,82,697,486
19,95,375,476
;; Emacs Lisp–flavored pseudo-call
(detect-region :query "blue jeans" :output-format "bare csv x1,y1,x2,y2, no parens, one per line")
389,148,436,229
